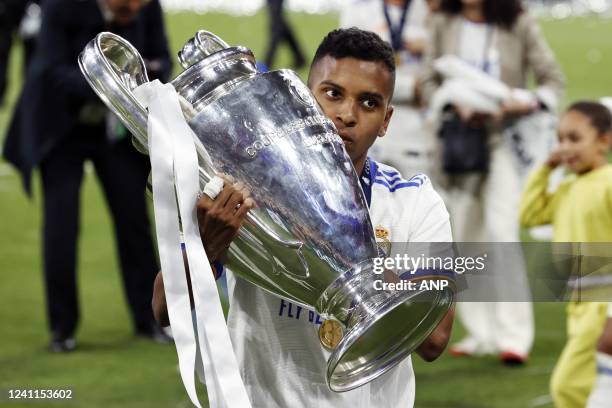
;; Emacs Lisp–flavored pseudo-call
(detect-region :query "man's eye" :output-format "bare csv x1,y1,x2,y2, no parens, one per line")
325,89,339,98
362,99,377,109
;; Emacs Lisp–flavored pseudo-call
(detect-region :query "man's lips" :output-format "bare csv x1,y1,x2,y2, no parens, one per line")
337,129,353,144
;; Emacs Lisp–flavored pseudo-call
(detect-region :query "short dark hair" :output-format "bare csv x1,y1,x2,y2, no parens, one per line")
311,28,396,76
568,101,612,135
439,0,523,29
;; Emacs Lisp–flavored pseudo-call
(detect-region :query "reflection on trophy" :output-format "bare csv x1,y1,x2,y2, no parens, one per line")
78,30,454,392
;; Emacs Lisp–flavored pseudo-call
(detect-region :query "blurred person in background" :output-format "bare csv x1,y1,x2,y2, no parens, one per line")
264,0,306,69
520,101,612,408
2,0,172,352
340,0,437,179
588,304,612,408
420,0,565,364
0,0,41,106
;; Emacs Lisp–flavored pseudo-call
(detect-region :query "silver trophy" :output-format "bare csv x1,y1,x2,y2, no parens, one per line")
79,30,454,391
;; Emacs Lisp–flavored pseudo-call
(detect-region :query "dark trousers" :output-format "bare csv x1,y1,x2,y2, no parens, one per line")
40,126,158,339
264,0,305,68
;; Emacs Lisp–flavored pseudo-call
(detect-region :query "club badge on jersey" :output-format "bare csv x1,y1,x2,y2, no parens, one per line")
375,225,392,257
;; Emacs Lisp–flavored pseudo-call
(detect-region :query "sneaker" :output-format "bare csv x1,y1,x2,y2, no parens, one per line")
448,337,480,357
500,351,527,366
136,323,173,344
449,336,498,357
448,346,472,357
48,337,76,353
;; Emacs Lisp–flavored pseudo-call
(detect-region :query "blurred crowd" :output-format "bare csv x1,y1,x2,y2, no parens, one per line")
1,0,612,407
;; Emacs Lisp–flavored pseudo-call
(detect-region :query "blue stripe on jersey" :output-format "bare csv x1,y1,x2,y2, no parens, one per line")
408,174,426,186
380,169,399,177
373,178,420,192
377,169,407,186
380,174,403,184
378,170,401,182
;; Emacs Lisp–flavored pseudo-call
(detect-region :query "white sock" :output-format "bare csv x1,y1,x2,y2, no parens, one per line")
587,352,612,408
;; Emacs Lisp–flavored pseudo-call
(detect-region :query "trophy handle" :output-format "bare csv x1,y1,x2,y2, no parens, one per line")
178,30,230,69
80,32,304,251
79,32,151,153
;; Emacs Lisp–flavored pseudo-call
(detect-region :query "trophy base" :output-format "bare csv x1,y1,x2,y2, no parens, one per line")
316,262,454,392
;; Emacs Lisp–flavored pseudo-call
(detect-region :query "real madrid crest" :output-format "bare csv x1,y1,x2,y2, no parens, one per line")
375,225,391,257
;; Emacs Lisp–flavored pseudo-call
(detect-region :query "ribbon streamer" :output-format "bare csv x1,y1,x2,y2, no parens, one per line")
135,80,251,408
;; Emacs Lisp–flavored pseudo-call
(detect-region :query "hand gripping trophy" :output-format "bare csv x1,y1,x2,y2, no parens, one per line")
79,30,454,406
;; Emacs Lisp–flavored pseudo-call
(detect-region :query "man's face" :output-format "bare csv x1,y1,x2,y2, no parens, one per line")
105,0,148,25
308,56,394,169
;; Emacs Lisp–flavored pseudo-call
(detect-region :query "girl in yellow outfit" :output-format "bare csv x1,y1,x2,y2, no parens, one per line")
519,101,612,408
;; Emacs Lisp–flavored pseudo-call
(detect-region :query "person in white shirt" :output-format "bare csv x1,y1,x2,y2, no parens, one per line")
340,0,436,180
153,28,454,408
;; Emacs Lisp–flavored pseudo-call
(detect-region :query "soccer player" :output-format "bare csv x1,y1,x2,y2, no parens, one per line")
153,28,454,407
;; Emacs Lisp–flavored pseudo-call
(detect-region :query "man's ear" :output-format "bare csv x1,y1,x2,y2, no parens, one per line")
378,105,394,138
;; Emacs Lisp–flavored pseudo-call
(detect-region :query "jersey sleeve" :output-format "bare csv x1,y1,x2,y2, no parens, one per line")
408,177,452,243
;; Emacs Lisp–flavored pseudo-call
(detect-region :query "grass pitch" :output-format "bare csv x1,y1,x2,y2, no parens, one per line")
1,10,610,408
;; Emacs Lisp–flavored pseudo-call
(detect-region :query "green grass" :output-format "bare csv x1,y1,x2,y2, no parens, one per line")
0,10,608,408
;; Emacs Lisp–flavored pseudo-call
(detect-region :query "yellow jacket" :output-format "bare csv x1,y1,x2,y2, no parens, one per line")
519,164,612,242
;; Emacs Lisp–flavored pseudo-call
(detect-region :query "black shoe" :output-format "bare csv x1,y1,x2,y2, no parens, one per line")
48,337,76,353
136,323,173,344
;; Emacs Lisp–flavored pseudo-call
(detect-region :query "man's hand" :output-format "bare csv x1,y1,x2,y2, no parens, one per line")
416,305,455,362
197,174,255,262
152,175,255,327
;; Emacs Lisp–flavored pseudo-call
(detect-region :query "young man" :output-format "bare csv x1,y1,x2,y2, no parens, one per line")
153,28,454,407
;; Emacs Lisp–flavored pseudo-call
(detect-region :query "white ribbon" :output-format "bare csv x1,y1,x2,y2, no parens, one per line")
203,176,225,200
135,80,251,408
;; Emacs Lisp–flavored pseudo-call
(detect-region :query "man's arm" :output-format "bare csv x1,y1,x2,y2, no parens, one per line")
152,270,169,327
152,250,222,327
36,0,99,103
416,305,455,362
151,178,254,327
407,177,456,362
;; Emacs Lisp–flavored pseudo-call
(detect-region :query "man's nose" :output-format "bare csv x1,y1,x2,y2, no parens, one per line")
336,100,357,127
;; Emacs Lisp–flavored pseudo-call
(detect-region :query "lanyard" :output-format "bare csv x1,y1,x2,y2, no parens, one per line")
481,26,494,74
383,0,412,52
360,157,376,208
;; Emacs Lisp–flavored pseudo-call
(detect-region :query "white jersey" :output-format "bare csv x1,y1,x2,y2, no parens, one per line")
226,161,452,408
